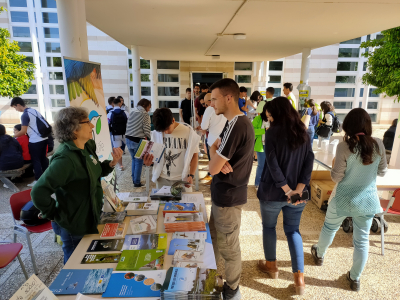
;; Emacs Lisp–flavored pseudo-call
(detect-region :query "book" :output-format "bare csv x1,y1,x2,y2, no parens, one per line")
101,180,124,212
10,274,58,300
163,202,200,216
181,193,205,204
173,262,206,268
100,223,127,239
99,211,127,224
122,234,168,251
102,270,166,298
172,231,207,240
130,215,158,234
150,188,181,201
125,201,159,216
164,212,206,232
116,249,165,271
172,250,204,264
168,239,206,255
116,192,149,203
49,268,112,295
81,254,121,264
134,139,166,163
87,239,124,252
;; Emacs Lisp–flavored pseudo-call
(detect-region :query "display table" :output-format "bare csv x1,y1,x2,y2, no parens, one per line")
58,192,214,300
313,150,334,170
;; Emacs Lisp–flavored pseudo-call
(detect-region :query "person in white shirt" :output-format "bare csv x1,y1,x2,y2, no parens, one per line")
256,87,275,115
283,82,297,110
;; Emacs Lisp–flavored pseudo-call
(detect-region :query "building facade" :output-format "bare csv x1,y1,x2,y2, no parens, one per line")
1,0,399,126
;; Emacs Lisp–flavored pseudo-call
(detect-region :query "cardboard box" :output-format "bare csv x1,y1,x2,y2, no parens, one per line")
310,171,335,209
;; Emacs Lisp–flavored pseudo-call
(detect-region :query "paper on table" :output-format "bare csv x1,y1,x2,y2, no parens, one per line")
10,274,58,300
181,193,204,204
155,186,171,195
116,192,148,203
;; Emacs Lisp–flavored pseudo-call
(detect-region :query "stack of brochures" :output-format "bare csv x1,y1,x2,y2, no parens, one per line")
164,213,206,232
162,203,200,217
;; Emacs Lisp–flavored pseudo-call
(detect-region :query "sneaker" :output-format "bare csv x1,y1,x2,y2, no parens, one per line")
134,183,143,187
223,282,241,300
346,271,360,292
311,244,324,266
3,184,9,189
200,175,212,181
27,180,37,187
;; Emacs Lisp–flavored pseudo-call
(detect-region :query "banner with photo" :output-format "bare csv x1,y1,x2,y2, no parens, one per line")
63,57,112,162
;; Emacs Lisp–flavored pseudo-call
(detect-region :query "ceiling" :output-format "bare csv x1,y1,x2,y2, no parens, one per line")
85,0,400,62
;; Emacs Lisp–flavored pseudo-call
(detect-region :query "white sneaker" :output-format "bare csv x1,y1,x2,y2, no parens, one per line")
3,184,9,189
27,180,37,187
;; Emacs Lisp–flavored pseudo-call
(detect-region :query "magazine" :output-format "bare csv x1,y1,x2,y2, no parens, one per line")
122,234,168,251
100,223,127,239
116,249,165,271
87,239,124,252
163,202,199,216
172,250,204,263
130,215,157,234
10,275,58,300
134,139,165,163
168,239,206,255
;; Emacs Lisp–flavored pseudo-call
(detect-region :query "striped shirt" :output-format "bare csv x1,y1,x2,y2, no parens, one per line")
125,106,151,140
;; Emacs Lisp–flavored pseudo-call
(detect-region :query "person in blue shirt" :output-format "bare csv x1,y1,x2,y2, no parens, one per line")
304,99,320,147
238,86,248,115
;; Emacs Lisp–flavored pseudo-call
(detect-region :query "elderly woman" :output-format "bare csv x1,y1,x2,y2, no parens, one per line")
31,107,122,263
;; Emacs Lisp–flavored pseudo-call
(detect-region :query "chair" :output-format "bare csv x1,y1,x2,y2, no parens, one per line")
10,189,53,274
0,242,29,279
375,188,400,255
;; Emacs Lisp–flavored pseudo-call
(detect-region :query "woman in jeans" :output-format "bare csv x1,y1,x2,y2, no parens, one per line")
317,101,335,143
311,108,387,292
304,99,320,147
125,98,151,187
257,97,314,295
253,105,269,189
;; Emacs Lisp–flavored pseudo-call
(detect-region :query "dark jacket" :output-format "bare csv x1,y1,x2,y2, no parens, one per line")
0,135,24,171
31,139,114,235
257,125,314,202
383,125,396,151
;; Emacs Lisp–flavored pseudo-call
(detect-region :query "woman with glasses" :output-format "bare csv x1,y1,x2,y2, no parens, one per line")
31,106,123,263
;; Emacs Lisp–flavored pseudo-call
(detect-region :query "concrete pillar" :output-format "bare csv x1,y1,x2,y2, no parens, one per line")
150,59,158,111
300,48,311,84
130,45,141,107
77,0,89,61
389,115,400,168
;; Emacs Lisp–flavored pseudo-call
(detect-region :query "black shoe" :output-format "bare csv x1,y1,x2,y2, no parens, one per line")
347,272,360,292
223,282,241,300
311,244,324,266
134,183,143,187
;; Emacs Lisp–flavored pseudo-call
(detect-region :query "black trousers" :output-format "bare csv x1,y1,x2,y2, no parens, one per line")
28,140,49,180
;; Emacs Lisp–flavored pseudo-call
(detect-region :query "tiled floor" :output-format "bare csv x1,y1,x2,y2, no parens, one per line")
1,134,400,299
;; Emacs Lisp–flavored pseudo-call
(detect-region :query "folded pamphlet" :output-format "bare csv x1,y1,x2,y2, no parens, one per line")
87,239,124,252
116,249,165,271
134,139,166,163
80,254,120,264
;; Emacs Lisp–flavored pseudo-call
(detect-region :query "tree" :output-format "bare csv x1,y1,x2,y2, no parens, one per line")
0,7,35,97
360,27,400,101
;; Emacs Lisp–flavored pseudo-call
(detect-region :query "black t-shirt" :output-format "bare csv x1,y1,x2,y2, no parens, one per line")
211,114,255,207
180,99,193,124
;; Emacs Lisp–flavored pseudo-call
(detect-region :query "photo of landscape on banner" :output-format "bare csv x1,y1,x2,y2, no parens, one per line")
63,57,112,161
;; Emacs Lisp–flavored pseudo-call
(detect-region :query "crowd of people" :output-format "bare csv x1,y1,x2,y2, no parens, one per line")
1,78,397,299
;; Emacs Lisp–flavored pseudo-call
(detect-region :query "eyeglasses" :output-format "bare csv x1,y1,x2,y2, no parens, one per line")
79,120,91,125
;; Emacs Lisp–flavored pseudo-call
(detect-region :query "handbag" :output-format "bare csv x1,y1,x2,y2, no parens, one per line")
316,124,332,138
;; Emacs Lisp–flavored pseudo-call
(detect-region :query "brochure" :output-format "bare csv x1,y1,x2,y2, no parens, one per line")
163,202,200,216
49,269,113,295
101,180,124,212
172,231,207,240
99,211,126,224
150,188,181,202
116,249,165,271
172,250,203,263
173,262,206,268
122,234,168,251
81,254,121,264
10,275,58,300
168,239,206,255
125,201,159,215
87,239,124,252
100,223,126,239
116,192,149,203
134,139,165,163
129,215,157,234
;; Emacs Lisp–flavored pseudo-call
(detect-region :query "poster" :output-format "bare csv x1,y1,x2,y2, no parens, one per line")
63,57,112,161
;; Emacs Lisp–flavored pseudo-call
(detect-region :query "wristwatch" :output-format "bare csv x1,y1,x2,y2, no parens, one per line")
188,174,194,179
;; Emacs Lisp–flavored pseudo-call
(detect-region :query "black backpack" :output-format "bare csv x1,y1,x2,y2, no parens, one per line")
327,112,342,134
27,108,52,138
110,110,127,136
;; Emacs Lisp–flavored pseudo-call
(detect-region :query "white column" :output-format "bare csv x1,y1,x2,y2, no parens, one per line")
389,115,400,168
77,0,89,61
300,48,311,84
264,61,270,87
149,59,158,111
130,45,141,107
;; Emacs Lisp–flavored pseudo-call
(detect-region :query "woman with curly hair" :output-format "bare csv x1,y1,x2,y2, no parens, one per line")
31,106,123,263
257,97,314,295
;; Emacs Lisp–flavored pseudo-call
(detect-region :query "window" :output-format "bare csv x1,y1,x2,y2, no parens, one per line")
333,101,353,109
336,113,347,122
158,87,179,96
337,61,358,71
47,57,62,67
12,27,30,37
367,102,378,109
338,48,360,58
159,101,179,109
369,114,377,122
376,34,384,40
157,61,179,69
363,62,367,71
41,0,57,8
51,99,65,108
141,74,150,82
340,37,361,44
24,99,38,107
234,62,252,71
158,74,179,82
359,102,362,108
142,86,151,96
268,75,281,83
269,61,283,71
360,88,364,97
130,86,133,96
366,35,371,41
25,85,37,94
273,88,281,97
235,75,251,83
49,72,63,80
23,56,33,63
10,0,27,7
18,42,32,52
141,59,150,69
11,11,29,23
44,27,59,38
335,76,356,83
42,12,58,23
49,85,64,94
45,42,61,53
369,88,380,97
334,88,355,97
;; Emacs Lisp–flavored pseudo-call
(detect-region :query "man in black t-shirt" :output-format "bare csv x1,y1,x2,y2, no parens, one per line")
208,78,254,300
179,87,193,125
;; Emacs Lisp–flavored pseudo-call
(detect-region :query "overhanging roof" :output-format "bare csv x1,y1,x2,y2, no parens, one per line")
85,0,400,61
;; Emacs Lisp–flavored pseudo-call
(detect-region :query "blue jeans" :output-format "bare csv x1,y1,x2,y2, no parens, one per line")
316,198,374,280
126,139,143,185
260,201,306,273
52,221,83,264
255,146,266,187
307,127,315,147
28,140,49,180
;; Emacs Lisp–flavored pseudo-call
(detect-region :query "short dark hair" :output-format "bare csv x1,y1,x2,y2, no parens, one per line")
194,84,200,88
153,108,174,132
250,91,261,101
11,97,25,107
186,87,191,93
239,86,248,93
113,97,121,105
116,96,124,100
283,83,293,92
0,124,5,136
266,87,275,95
108,97,115,105
137,98,151,110
392,118,398,127
14,124,22,131
321,101,334,114
200,84,208,91
209,78,240,103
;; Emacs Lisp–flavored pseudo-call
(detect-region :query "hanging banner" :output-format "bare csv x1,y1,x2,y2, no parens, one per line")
63,57,112,162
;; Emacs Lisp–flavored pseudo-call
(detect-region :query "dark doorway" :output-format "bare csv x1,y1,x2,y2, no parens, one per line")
192,73,223,87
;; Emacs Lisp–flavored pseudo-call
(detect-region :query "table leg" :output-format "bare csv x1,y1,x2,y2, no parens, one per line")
146,167,150,193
